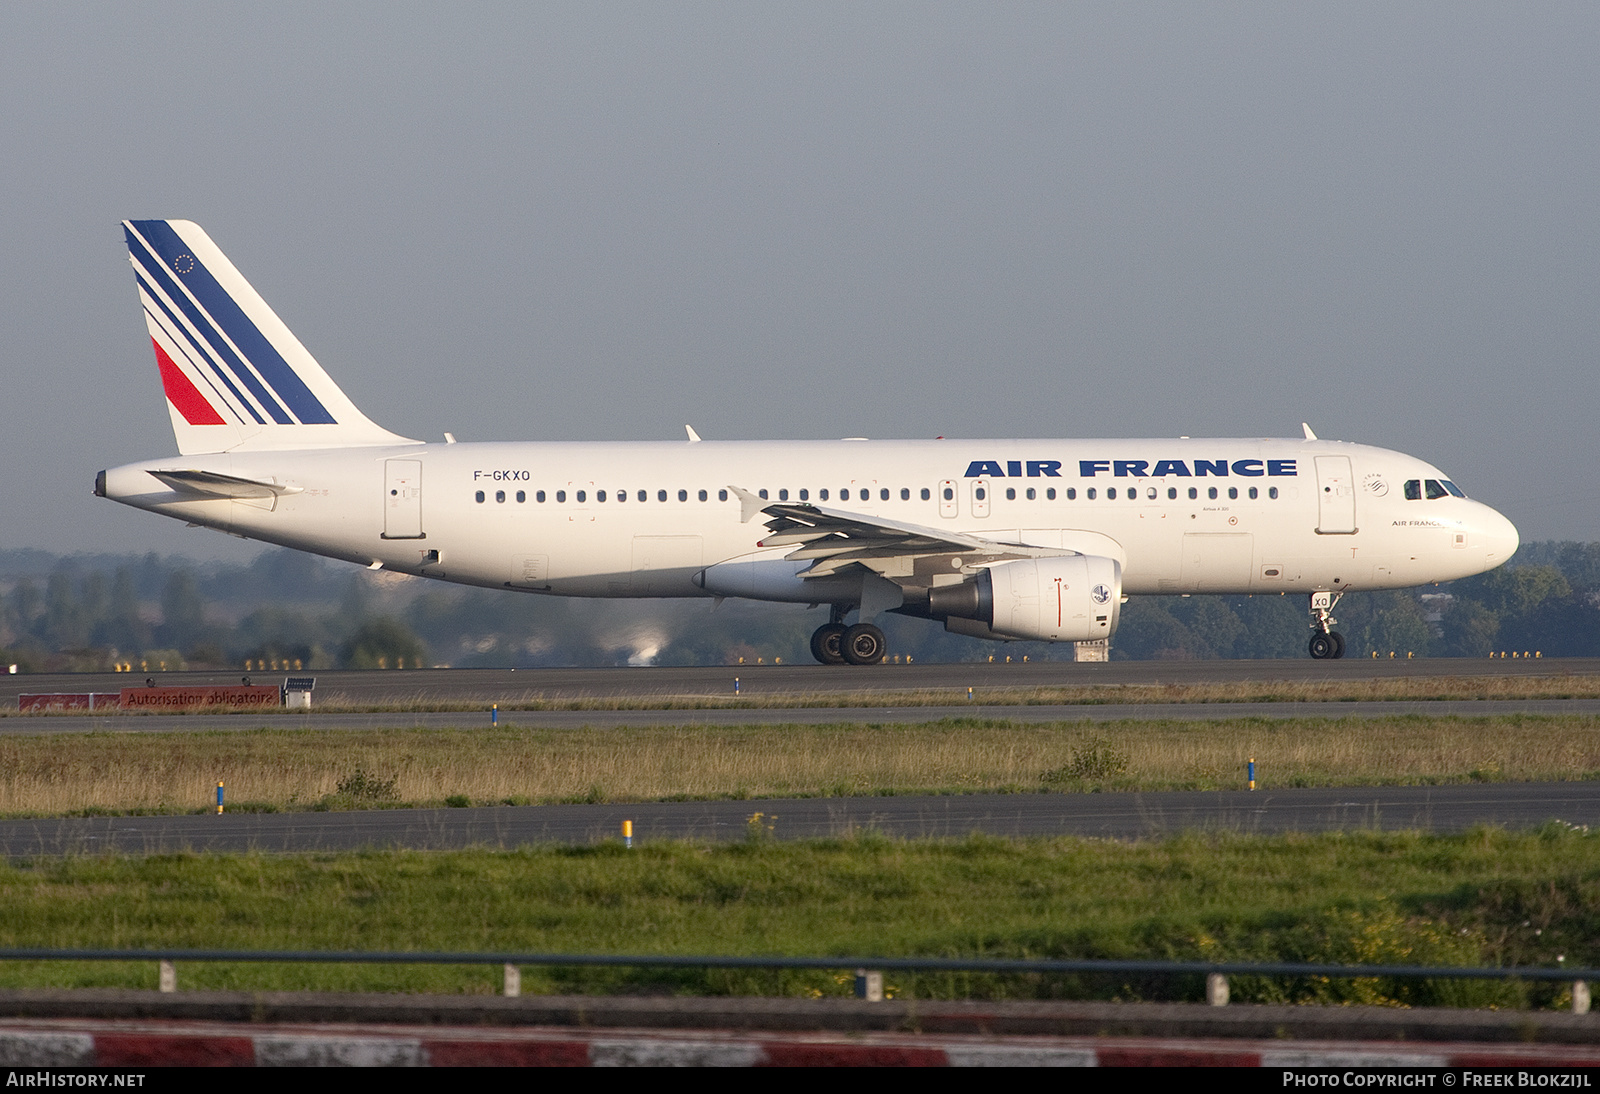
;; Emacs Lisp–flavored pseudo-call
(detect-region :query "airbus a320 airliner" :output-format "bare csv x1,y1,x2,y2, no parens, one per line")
97,221,1519,663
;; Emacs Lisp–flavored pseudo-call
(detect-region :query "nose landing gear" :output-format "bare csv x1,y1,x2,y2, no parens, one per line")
1308,591,1346,659
1308,631,1346,659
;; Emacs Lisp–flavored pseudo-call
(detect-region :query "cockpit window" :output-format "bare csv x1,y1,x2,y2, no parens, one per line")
1442,480,1465,498
1425,479,1448,500
1404,480,1421,501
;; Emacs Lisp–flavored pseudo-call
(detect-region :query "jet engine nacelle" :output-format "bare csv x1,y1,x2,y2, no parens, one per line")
930,555,1121,642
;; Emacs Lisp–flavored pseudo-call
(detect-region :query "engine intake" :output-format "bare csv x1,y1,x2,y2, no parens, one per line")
933,556,1121,642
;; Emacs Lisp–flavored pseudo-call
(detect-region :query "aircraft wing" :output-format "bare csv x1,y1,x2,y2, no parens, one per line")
729,485,1072,582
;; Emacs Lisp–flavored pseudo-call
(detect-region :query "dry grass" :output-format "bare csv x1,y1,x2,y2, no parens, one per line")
2,714,1597,816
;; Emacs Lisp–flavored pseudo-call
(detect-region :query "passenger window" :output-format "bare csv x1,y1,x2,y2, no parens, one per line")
616,490,626,502
516,490,526,503
880,488,889,501
577,490,587,503
758,489,768,500
1188,487,1197,499
1208,487,1218,500
1404,480,1422,500
698,489,708,502
1107,487,1117,500
940,487,951,501
976,486,987,501
778,489,788,501
496,490,506,503
657,489,667,502
537,490,546,503
900,488,910,500
1026,487,1036,500
840,487,849,499
1248,487,1258,500
475,490,485,503
1130,489,1139,501
1228,487,1238,500
1145,487,1156,500
1046,487,1056,500
1425,479,1448,500
1442,480,1465,498
718,489,728,501
1087,488,1097,500
1066,488,1075,500
799,488,809,501
638,490,647,502
1268,487,1278,500
921,487,931,500
677,489,687,502
1005,487,1016,501
556,490,566,503
822,489,831,501
1167,487,1177,499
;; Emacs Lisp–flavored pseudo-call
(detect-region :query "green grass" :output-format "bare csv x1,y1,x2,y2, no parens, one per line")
2,827,1597,1006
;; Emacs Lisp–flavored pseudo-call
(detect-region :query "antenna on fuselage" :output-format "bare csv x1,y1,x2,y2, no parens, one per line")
1302,423,1318,440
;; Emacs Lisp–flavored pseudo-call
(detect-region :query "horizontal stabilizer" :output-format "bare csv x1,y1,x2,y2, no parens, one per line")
148,469,304,500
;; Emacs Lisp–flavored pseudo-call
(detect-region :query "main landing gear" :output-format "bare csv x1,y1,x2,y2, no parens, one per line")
1308,591,1346,660
810,608,887,666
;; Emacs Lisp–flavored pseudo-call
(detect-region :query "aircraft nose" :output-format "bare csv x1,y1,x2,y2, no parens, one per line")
1479,504,1519,566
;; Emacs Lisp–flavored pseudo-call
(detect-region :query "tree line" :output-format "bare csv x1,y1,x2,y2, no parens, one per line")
2,543,1596,670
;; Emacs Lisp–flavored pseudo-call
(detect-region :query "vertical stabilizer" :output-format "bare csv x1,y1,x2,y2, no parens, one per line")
122,219,419,454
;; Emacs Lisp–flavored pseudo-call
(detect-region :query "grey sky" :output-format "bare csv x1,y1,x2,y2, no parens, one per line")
2,3,1596,560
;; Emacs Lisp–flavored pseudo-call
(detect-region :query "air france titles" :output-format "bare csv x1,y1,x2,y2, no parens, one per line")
961,459,1298,478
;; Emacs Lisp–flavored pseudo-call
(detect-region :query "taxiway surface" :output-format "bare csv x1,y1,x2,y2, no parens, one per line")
3,782,1594,857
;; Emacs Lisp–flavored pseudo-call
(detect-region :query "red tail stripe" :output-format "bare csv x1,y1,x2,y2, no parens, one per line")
152,338,226,426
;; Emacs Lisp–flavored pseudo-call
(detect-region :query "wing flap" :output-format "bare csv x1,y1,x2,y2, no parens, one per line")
728,487,1078,591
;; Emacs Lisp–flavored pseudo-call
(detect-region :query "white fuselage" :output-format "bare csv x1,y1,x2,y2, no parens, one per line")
100,436,1519,603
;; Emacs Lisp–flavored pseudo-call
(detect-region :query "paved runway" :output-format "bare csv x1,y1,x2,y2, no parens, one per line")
5,658,1600,735
5,698,1600,735
3,657,1597,709
4,782,1595,857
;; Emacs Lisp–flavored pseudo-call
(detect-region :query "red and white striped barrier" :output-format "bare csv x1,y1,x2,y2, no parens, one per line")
2,1021,1599,1067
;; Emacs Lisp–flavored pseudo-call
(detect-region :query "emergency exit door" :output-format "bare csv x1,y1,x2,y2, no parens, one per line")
383,459,424,539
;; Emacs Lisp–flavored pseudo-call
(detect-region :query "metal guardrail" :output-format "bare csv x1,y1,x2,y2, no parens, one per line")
0,949,1594,987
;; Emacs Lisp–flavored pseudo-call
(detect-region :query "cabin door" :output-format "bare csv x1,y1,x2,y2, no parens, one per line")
383,459,424,539
1314,456,1357,534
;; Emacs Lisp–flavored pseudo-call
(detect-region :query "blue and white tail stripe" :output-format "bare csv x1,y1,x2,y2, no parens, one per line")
125,220,335,426
121,219,418,455
135,266,267,425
